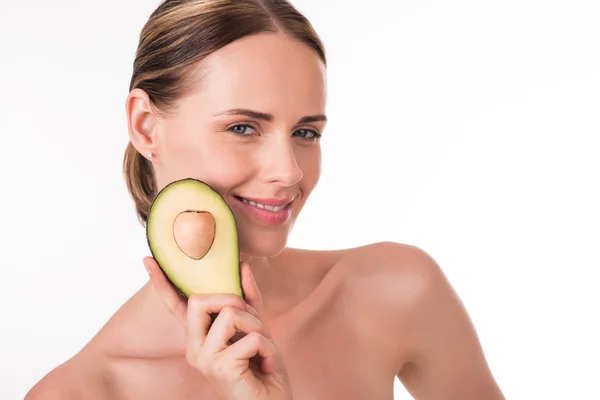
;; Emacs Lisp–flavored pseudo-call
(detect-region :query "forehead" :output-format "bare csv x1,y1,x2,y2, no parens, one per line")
184,32,327,116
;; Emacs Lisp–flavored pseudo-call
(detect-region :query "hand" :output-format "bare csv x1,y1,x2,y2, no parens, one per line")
143,256,294,400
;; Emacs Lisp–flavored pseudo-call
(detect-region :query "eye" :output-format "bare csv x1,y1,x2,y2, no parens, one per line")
294,129,321,140
227,124,256,135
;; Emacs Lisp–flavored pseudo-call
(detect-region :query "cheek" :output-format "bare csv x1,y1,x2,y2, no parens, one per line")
297,147,321,192
204,147,252,191
163,132,253,190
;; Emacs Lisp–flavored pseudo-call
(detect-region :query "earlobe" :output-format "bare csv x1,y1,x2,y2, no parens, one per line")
126,88,158,158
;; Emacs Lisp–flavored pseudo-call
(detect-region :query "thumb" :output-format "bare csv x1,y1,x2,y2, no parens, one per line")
240,261,264,318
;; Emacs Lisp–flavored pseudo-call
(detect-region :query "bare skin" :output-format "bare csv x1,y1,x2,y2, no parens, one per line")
25,32,505,399
26,244,504,400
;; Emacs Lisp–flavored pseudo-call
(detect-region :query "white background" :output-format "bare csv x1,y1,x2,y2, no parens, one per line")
1,0,599,399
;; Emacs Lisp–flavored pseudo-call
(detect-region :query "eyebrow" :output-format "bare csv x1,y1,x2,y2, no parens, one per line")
213,108,327,124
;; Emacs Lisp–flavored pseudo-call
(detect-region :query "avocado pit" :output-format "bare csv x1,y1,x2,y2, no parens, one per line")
173,210,216,260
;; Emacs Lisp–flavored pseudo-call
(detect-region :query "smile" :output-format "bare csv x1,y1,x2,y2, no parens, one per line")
238,198,290,212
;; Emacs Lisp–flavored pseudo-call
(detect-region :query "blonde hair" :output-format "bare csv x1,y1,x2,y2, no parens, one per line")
123,0,326,225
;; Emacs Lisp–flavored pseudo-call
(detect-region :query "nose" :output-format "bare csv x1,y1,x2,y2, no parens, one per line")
261,137,303,187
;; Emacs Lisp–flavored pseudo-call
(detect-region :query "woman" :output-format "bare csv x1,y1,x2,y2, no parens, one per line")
26,0,505,399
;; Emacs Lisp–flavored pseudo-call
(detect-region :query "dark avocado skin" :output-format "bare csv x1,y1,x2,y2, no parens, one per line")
144,177,245,303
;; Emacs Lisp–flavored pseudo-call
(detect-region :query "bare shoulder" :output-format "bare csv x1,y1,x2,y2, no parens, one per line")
285,241,445,322
25,352,115,400
327,241,506,400
326,241,443,306
283,241,436,297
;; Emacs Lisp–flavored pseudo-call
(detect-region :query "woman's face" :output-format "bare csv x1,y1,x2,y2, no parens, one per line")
132,32,327,259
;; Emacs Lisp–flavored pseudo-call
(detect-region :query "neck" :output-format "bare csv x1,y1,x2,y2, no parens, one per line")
240,253,287,321
243,250,312,322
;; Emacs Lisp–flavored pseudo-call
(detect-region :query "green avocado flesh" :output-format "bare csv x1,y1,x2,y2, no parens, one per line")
146,178,242,299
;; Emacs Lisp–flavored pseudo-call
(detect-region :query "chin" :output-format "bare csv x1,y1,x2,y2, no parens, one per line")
237,226,290,259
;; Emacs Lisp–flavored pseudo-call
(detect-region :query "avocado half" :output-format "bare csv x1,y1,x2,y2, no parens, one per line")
146,178,242,299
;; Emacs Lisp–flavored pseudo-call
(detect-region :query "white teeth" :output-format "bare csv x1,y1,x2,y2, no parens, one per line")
240,197,289,212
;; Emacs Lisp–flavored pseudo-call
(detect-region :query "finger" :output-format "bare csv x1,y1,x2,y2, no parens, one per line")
225,331,280,375
144,256,188,326
187,293,250,351
240,262,264,320
203,305,265,352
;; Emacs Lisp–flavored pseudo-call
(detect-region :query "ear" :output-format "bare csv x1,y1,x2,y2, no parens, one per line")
125,88,159,160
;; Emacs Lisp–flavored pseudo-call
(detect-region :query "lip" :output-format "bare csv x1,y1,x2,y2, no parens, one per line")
233,195,295,226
